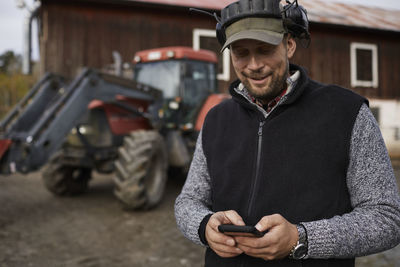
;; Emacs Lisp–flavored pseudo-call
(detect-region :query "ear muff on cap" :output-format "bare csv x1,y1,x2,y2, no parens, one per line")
216,22,226,47
281,1,310,44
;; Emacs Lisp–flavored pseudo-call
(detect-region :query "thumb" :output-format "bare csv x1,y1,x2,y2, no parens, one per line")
223,210,245,226
255,214,283,232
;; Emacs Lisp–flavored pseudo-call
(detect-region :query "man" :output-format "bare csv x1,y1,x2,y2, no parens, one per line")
175,0,400,266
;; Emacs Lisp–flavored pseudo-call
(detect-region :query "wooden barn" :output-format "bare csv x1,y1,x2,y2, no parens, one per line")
33,0,400,156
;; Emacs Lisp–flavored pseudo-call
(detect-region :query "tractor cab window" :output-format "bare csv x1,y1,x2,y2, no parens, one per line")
134,61,180,99
182,60,217,106
134,59,217,104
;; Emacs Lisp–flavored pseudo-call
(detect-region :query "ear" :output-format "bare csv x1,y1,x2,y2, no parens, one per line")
286,36,297,59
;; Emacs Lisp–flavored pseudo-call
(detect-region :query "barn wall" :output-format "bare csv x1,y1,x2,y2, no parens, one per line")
292,23,400,99
39,2,216,78
39,2,400,99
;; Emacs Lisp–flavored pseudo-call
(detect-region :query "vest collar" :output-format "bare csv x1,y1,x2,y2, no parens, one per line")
229,64,310,114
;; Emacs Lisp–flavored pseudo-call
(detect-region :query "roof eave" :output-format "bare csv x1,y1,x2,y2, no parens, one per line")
310,21,400,36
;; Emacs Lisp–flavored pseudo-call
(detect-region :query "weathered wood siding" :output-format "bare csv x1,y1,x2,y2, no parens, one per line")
292,23,400,99
39,2,215,74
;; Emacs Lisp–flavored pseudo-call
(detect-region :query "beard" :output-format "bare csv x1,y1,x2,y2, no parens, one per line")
241,61,289,104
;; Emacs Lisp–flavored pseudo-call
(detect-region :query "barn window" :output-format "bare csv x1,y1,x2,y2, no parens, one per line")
350,43,378,88
193,29,230,81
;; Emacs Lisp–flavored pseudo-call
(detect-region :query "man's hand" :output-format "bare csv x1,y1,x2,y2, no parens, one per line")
234,214,298,260
205,210,245,258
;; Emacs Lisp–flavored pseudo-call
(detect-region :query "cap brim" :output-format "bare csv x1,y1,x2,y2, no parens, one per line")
221,30,284,52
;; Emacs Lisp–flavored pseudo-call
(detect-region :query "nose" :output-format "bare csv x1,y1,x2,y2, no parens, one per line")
247,55,263,71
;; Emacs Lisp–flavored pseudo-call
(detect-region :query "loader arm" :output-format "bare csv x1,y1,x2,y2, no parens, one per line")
0,68,161,174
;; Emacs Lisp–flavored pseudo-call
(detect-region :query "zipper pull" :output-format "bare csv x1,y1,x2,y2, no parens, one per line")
258,121,265,136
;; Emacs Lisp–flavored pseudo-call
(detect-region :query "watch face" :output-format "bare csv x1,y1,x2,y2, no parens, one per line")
293,244,307,259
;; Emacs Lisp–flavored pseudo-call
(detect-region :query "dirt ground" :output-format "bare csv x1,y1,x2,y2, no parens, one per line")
0,167,399,267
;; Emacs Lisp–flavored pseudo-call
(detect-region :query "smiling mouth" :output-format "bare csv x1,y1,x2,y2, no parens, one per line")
244,72,271,82
250,76,267,81
247,74,271,84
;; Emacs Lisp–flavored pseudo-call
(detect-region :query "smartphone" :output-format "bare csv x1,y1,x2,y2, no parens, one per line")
218,224,267,238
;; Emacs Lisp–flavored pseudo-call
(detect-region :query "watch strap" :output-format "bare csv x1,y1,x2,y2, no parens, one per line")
296,224,308,245
289,224,308,259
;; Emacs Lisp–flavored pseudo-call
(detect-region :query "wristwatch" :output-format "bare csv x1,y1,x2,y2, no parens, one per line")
289,224,308,260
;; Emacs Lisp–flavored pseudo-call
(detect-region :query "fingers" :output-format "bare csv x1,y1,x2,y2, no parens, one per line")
209,239,243,258
234,214,284,248
205,212,297,260
208,210,245,229
255,213,284,232
223,210,246,226
235,235,280,260
205,211,245,258
234,214,298,260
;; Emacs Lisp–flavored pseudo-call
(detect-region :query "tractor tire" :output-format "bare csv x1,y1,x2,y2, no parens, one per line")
42,153,92,196
113,130,168,210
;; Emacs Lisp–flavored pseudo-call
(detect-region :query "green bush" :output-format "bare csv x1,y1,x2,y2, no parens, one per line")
0,73,36,120
0,50,38,120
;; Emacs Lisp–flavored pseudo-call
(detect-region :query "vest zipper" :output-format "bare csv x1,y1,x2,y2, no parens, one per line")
246,120,266,219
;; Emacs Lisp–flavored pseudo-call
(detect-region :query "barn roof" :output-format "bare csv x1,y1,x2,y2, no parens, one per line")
115,0,400,33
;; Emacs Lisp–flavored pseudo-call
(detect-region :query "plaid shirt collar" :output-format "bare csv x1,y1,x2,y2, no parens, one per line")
236,70,300,116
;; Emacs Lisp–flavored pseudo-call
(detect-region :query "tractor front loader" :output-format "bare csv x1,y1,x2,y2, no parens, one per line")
0,68,162,200
0,46,228,209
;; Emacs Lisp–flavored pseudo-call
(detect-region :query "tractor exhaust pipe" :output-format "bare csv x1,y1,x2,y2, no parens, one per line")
18,0,41,75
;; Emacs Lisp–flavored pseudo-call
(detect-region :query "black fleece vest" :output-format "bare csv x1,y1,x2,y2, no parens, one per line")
201,65,367,267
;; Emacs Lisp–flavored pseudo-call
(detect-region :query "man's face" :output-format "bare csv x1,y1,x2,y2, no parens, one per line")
230,37,296,104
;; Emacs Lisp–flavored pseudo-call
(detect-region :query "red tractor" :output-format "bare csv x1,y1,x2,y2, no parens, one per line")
0,46,229,209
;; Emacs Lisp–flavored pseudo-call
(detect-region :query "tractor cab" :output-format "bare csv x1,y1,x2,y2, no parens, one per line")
133,47,218,129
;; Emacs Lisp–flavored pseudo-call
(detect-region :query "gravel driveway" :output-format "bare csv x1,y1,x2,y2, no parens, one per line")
0,166,399,266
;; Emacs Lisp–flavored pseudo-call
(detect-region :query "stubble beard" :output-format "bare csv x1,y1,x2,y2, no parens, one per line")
242,61,289,104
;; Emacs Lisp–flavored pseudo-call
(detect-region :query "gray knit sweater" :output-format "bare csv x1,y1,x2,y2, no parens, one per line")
175,87,400,258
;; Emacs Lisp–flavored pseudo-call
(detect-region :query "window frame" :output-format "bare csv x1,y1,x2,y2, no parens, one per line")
193,28,230,81
350,42,379,88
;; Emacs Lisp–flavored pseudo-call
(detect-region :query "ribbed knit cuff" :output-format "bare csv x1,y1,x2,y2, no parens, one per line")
302,220,336,258
198,214,213,246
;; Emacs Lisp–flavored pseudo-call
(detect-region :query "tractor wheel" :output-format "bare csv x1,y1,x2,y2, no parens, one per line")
42,153,91,196
113,130,168,209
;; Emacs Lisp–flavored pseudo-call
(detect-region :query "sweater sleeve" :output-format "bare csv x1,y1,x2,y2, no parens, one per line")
174,130,214,245
303,103,400,258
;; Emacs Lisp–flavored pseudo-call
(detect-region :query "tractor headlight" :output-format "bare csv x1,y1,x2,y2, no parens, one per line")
169,101,180,110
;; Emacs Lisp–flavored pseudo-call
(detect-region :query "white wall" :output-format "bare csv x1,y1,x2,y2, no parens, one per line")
369,99,400,158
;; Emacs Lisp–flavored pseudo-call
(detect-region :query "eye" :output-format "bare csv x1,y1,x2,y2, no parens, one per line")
232,47,249,58
258,45,276,55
